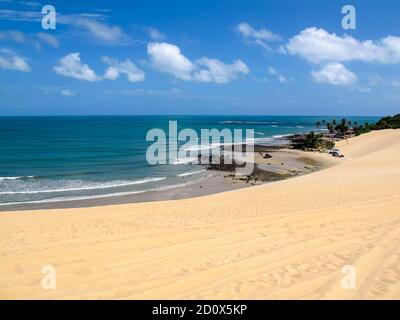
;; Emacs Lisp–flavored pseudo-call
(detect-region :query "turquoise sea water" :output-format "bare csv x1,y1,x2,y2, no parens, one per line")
0,116,379,206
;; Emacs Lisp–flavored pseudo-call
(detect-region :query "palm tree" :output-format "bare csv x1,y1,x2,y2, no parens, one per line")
326,122,335,136
315,121,321,129
336,119,349,144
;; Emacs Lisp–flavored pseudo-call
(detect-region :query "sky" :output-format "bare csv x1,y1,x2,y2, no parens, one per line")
0,0,400,116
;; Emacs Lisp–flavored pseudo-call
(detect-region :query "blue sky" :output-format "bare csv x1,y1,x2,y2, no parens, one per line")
0,0,400,116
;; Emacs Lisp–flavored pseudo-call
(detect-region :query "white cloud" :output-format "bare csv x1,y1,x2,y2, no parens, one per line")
37,33,58,48
311,63,357,86
267,67,277,75
73,18,125,43
285,27,400,64
0,30,25,43
55,53,145,83
147,42,195,80
0,10,128,44
61,89,75,96
147,27,166,41
267,66,288,83
147,42,249,83
0,9,42,22
237,22,280,41
54,52,100,81
237,22,280,50
277,74,288,83
0,29,59,49
194,57,249,84
0,48,31,72
102,57,145,82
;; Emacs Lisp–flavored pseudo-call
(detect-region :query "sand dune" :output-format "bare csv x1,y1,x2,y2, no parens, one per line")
0,129,399,299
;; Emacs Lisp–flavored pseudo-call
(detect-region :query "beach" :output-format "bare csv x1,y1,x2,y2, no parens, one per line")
0,129,399,299
0,116,377,209
1,143,338,211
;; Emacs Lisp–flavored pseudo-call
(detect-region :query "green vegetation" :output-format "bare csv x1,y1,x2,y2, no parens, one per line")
318,114,399,137
292,114,399,151
319,118,351,137
353,114,400,136
291,132,335,151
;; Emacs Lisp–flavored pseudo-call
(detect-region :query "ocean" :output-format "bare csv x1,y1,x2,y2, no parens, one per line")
0,115,378,207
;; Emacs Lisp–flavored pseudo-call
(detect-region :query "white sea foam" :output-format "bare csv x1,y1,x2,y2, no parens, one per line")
172,157,198,165
0,177,166,195
177,169,207,177
247,137,273,144
183,143,220,152
0,176,35,181
0,175,212,206
272,134,291,139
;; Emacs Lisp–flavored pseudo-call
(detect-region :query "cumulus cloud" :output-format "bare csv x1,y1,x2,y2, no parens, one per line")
285,27,400,64
147,42,249,83
237,22,280,50
0,48,31,72
194,57,249,84
55,53,145,82
54,52,100,81
311,62,357,86
147,42,195,80
102,57,145,82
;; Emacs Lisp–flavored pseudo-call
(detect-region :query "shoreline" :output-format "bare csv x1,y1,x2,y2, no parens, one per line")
0,143,341,211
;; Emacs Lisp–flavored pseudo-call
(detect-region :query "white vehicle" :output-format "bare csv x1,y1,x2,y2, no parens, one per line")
328,148,340,154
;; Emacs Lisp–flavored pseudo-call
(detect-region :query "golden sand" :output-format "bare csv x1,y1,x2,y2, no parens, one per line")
0,129,399,299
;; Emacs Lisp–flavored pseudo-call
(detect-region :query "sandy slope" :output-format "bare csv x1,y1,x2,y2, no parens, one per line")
0,129,399,300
